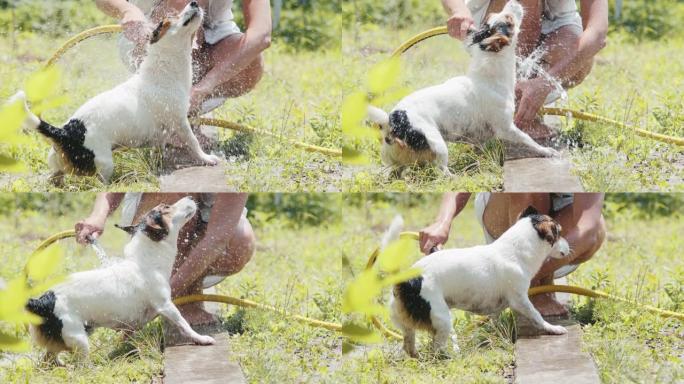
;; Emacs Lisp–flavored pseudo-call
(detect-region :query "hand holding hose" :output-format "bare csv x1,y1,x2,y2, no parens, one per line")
75,219,105,245
419,222,450,254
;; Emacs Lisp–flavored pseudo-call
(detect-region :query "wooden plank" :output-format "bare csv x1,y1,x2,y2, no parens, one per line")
163,333,246,384
159,165,232,192
503,155,584,192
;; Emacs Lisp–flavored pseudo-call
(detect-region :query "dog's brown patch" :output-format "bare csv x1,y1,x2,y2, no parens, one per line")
519,206,562,245
150,19,172,44
115,203,174,241
481,34,510,52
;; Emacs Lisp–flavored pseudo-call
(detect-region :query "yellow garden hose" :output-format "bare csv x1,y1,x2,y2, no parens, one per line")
43,25,341,157
391,26,684,147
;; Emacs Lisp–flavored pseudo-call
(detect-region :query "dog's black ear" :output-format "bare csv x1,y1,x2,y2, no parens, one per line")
115,224,137,236
519,205,539,219
150,19,171,44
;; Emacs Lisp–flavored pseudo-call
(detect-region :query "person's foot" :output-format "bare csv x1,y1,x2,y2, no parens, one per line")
530,292,569,318
177,302,219,326
521,117,557,143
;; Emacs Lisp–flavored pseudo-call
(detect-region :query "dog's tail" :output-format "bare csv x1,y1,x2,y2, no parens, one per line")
381,215,404,250
8,91,42,133
10,91,96,174
367,105,390,128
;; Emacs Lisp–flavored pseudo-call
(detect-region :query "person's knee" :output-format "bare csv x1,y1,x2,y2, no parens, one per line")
228,218,256,273
574,215,605,265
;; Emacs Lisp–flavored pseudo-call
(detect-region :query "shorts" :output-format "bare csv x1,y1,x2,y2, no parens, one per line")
466,0,583,37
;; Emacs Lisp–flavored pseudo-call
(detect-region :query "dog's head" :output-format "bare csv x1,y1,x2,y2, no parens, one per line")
518,205,571,259
149,1,203,46
116,196,197,242
467,0,523,53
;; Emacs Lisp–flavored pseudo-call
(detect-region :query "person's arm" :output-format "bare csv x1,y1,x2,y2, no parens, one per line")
170,194,248,297
95,0,150,59
418,193,472,254
75,193,125,244
442,0,474,40
516,0,543,57
547,0,608,83
514,0,608,127
190,0,271,113
534,193,605,280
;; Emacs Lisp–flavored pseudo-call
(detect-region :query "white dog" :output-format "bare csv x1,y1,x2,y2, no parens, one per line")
367,0,557,176
387,206,570,358
12,1,220,183
25,196,215,365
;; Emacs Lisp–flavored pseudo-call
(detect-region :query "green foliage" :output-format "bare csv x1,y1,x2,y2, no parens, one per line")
604,193,684,219
0,0,110,36
246,193,340,228
343,0,443,29
0,245,63,352
0,66,65,174
609,0,684,41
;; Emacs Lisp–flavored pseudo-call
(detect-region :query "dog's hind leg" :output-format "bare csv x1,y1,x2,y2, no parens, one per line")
94,149,114,183
61,321,90,362
428,296,456,356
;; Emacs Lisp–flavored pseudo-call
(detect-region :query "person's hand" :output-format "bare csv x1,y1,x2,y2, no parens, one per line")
419,222,450,254
121,7,150,63
75,219,105,245
189,85,211,116
514,77,555,129
446,9,475,41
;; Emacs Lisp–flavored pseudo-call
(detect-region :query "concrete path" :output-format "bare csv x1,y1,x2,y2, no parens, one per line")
159,165,232,192
503,154,584,192
514,277,600,384
163,333,245,384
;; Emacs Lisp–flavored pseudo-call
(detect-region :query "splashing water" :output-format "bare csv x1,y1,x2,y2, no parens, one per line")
90,240,114,267
516,46,568,105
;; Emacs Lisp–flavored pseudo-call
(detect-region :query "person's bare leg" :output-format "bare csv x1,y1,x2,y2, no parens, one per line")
189,33,265,117
173,210,256,326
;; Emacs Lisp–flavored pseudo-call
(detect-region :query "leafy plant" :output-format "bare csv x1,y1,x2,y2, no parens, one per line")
341,234,421,353
0,245,64,352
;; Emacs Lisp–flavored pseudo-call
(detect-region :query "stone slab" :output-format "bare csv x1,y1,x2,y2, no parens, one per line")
503,155,584,192
159,165,232,192
514,277,599,384
163,333,245,384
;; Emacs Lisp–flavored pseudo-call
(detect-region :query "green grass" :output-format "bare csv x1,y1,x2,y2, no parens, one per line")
0,194,342,383
0,29,342,192
342,24,684,192
334,195,683,383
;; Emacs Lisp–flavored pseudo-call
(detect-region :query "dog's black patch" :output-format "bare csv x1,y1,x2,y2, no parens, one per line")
395,277,432,327
25,291,65,345
389,110,430,151
519,205,561,245
37,119,96,175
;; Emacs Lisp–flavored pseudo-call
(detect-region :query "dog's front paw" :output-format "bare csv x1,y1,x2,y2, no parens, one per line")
543,147,560,158
194,335,216,345
201,154,221,166
544,324,567,335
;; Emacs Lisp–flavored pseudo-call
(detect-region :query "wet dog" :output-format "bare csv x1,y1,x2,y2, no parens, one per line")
367,0,558,176
25,196,215,365
12,2,220,183
387,206,570,357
